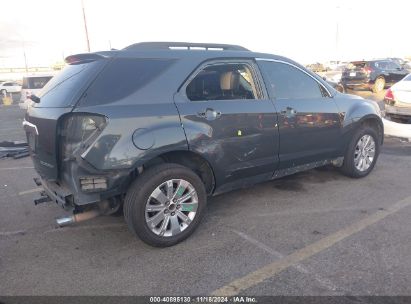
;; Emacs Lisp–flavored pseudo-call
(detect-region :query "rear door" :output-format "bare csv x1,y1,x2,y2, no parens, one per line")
174,60,280,191
257,59,342,172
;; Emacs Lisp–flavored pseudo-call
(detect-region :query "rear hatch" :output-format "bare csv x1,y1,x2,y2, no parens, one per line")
23,53,109,180
342,61,371,83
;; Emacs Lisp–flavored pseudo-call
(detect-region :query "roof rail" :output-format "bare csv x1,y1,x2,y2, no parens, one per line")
123,42,249,51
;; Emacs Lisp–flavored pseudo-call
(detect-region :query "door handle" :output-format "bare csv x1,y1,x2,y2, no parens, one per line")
281,107,297,117
197,108,222,121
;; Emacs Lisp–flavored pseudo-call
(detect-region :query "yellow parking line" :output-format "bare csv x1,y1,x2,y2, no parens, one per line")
212,195,411,296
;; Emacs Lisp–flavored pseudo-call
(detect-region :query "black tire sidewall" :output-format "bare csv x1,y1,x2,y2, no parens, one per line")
343,126,380,178
125,164,207,247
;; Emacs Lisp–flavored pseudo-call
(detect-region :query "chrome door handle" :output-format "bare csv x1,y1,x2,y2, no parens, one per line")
281,107,297,117
197,108,222,121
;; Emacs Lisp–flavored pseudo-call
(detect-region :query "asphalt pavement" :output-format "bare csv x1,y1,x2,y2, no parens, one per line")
0,103,411,297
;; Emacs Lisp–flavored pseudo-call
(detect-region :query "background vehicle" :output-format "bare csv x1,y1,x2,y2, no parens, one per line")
23,42,383,247
341,60,408,93
307,62,327,72
0,81,22,95
384,73,411,122
19,75,53,109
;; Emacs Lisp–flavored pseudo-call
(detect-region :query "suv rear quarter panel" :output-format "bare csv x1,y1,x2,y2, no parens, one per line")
76,104,187,170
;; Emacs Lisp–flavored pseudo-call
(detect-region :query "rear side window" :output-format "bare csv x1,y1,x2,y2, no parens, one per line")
374,61,392,69
36,61,104,107
83,58,176,106
259,61,326,99
404,74,411,81
22,77,52,89
186,63,259,101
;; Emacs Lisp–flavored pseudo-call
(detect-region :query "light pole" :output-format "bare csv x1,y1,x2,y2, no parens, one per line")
81,0,91,52
335,6,340,60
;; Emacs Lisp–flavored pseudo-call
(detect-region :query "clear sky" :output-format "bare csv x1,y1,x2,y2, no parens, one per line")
1,0,410,68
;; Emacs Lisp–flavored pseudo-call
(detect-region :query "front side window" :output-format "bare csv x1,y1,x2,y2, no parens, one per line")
387,61,401,70
259,61,327,99
186,63,259,101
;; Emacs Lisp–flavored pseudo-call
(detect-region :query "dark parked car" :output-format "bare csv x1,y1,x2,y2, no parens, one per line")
23,42,383,247
341,60,408,93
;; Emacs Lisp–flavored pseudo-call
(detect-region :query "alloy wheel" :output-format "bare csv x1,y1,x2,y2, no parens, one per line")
145,179,198,237
354,134,376,172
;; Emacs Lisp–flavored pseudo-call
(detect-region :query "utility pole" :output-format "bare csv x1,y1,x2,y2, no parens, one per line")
23,51,28,73
81,0,91,52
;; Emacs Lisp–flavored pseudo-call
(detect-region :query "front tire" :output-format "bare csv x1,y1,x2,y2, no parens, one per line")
0,89,6,95
124,163,207,247
340,126,380,178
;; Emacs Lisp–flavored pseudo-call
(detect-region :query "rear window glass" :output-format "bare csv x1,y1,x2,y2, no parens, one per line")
36,60,104,107
346,62,366,69
82,58,176,106
22,77,52,89
404,74,411,81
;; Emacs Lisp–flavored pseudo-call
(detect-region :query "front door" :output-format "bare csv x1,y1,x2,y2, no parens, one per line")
174,60,280,191
257,59,342,171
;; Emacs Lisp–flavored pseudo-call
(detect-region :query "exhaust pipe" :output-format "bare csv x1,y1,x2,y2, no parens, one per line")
56,210,100,227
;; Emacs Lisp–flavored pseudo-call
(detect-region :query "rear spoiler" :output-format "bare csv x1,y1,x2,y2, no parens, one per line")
65,53,107,64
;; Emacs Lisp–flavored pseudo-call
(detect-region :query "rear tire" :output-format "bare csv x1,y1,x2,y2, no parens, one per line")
124,163,207,247
340,126,380,178
372,77,385,93
0,89,6,95
336,84,345,93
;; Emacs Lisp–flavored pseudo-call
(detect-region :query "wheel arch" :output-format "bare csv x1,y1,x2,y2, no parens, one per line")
137,150,216,196
358,114,384,145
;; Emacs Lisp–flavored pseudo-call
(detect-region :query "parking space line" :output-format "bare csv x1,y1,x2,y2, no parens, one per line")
212,195,411,296
17,188,42,196
0,166,34,171
0,230,26,237
44,223,126,233
232,230,340,292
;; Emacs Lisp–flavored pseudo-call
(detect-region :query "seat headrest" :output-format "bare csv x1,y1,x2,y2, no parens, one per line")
220,71,240,91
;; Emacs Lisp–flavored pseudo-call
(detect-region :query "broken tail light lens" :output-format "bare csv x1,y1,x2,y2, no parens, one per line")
60,114,107,160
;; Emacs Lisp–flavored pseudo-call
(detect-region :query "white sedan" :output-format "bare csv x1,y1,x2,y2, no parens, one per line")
384,73,411,122
0,81,22,95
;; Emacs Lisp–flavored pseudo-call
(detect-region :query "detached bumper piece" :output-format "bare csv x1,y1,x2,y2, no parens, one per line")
0,141,29,159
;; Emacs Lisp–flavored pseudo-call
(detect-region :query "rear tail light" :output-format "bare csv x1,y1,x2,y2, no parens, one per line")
384,88,395,105
60,114,107,160
363,66,373,75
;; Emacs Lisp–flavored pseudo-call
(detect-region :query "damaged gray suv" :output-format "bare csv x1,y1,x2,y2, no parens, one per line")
23,42,383,247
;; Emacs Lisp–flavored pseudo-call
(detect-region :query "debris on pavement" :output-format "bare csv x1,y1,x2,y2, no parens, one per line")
0,141,29,159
